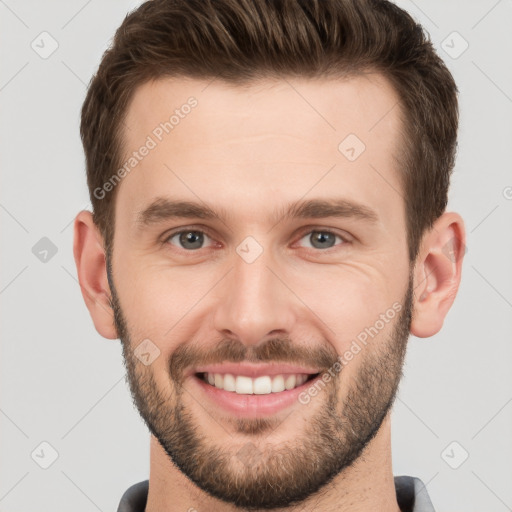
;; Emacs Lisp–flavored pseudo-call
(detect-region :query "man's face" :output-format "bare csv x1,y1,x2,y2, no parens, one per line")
108,75,412,508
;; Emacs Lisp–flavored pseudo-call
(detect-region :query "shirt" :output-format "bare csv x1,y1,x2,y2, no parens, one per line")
117,475,435,511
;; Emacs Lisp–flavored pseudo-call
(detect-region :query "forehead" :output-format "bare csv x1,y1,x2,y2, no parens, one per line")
116,74,404,229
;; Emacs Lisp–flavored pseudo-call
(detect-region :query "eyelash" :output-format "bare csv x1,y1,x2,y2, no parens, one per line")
161,226,351,253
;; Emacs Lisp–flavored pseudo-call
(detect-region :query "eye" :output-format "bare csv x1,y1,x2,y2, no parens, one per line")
165,229,215,251
296,229,347,250
162,227,349,253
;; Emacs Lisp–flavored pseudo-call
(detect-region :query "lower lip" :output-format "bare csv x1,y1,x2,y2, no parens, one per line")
190,373,321,418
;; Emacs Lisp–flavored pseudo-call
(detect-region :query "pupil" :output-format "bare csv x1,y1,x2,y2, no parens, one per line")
312,231,334,249
180,231,203,249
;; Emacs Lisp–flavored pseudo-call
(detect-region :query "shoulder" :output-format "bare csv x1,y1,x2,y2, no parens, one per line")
117,480,149,512
394,475,436,512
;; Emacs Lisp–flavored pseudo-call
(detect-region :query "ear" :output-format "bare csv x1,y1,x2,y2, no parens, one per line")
73,210,118,340
410,212,466,338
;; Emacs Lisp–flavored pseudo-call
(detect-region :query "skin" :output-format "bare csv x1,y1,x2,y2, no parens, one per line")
73,74,465,511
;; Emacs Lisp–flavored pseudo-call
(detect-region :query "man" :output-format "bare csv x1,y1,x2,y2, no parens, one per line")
73,0,465,510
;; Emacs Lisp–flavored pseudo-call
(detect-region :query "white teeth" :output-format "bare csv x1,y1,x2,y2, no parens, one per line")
235,375,253,394
253,376,272,394
223,373,236,392
271,375,285,393
203,372,314,394
284,375,296,390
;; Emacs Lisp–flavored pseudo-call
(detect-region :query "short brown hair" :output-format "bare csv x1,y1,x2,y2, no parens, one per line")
80,0,458,262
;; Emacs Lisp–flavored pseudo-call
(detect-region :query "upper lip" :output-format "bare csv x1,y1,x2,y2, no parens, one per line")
188,362,321,378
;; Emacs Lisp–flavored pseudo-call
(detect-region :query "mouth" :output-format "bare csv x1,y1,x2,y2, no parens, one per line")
196,371,320,394
189,366,324,418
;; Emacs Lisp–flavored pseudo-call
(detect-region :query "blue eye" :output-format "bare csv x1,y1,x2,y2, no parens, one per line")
164,228,347,252
166,230,214,250
297,230,345,250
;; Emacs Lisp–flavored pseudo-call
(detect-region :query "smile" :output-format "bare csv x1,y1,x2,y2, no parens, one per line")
191,371,323,417
199,372,318,394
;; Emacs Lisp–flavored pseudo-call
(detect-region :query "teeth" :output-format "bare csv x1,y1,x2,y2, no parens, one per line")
284,374,296,390
223,373,236,392
271,375,285,392
202,372,314,394
236,375,253,394
253,376,272,394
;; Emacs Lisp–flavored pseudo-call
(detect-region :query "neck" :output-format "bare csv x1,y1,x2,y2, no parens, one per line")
145,412,401,512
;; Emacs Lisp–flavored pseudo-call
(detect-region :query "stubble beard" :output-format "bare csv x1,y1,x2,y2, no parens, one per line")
107,257,413,509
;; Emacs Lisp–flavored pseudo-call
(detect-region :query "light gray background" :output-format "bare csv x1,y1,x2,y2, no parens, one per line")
1,1,511,510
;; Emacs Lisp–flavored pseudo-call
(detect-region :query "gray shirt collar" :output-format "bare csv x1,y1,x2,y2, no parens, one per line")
117,475,435,512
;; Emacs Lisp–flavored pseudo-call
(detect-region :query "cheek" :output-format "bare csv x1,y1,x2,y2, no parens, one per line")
116,262,218,347
117,251,405,363
298,268,399,344
118,256,196,311
296,265,402,354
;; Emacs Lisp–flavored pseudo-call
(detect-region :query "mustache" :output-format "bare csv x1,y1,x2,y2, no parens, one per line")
169,336,340,383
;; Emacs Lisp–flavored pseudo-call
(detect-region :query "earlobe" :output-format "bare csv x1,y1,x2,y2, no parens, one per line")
73,210,118,340
410,212,466,338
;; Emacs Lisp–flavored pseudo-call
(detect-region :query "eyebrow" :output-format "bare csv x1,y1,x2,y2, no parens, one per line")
135,196,379,228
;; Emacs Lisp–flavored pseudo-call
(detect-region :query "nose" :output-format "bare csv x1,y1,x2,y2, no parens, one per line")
213,245,297,347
